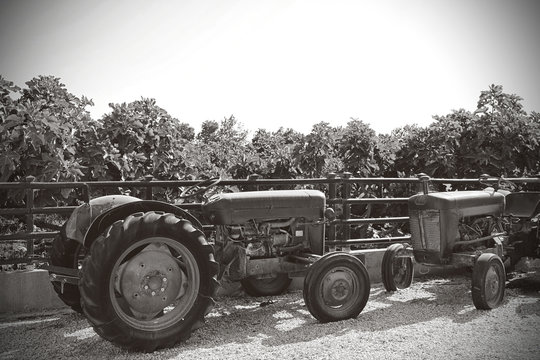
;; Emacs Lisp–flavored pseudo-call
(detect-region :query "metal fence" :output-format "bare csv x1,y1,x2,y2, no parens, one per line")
1,173,538,267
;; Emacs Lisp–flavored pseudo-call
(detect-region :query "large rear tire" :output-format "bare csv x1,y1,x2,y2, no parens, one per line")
79,211,219,352
472,253,505,310
303,252,370,323
381,243,414,292
50,226,85,313
240,274,292,296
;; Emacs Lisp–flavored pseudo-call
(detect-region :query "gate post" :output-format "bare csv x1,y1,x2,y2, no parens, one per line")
144,175,154,200
25,176,35,258
327,173,337,241
248,174,261,191
417,173,430,194
342,172,352,240
82,183,90,203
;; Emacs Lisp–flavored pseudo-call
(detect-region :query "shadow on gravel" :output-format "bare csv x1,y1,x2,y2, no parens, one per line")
3,272,535,359
161,272,503,353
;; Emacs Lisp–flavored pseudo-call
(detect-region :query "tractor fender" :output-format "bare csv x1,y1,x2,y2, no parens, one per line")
504,192,540,218
65,195,142,245
82,199,203,249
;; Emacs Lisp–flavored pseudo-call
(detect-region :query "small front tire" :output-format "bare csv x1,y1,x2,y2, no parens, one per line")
472,253,505,310
303,252,370,323
381,243,414,292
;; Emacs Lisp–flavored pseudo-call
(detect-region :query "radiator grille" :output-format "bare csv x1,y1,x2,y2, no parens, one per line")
409,210,441,252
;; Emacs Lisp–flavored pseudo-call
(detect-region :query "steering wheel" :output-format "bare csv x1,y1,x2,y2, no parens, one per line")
178,177,221,199
496,177,517,191
480,175,517,193
478,174,495,188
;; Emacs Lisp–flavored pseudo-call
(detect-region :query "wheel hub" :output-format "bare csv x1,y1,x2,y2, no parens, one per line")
119,249,183,315
322,270,354,307
485,267,500,300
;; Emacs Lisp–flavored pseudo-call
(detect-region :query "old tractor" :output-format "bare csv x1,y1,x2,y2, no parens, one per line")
48,179,370,351
381,174,540,309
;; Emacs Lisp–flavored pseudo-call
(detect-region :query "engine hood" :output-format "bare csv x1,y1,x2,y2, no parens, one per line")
203,190,326,224
409,190,504,217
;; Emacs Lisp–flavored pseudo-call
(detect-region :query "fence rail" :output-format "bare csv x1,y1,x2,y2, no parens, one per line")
1,173,539,267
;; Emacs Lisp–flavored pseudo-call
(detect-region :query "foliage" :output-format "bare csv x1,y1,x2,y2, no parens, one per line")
0,76,94,183
0,76,97,206
1,76,539,209
373,133,399,177
338,119,379,177
292,122,344,178
97,98,194,181
252,127,303,179
190,116,257,179
473,85,539,177
391,85,540,180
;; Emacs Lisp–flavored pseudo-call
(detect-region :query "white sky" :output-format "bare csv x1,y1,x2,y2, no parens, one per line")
1,0,539,135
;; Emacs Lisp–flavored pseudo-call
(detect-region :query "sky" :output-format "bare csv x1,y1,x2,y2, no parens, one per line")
1,0,539,135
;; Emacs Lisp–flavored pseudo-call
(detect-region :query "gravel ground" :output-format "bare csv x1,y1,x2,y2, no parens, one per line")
1,272,539,360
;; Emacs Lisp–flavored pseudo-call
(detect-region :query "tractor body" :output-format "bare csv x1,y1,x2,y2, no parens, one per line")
381,181,540,311
408,190,505,265
407,189,540,268
203,190,326,280
49,187,370,351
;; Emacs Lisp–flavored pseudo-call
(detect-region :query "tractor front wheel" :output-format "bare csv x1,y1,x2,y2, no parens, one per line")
303,252,370,322
472,253,506,310
79,211,218,352
381,243,414,292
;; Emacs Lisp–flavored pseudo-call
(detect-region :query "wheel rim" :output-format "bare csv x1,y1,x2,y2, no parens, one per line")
319,266,360,311
392,251,411,288
110,236,200,331
484,265,502,305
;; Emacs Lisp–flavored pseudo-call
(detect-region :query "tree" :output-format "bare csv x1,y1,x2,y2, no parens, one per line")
0,75,95,183
252,127,303,179
337,119,378,177
293,122,343,178
196,120,219,143
390,85,540,180
471,84,538,176
97,98,194,180
183,116,258,179
0,75,97,206
374,133,399,177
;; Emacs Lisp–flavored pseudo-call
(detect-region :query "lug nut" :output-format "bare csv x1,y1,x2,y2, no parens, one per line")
144,285,149,290
151,291,156,296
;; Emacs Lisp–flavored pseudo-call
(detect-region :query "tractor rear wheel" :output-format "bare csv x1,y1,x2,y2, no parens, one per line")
381,243,414,292
303,252,370,322
472,253,506,310
240,274,292,296
79,211,219,352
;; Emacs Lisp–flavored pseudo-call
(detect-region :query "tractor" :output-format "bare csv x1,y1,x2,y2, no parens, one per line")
48,179,371,351
381,174,540,309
